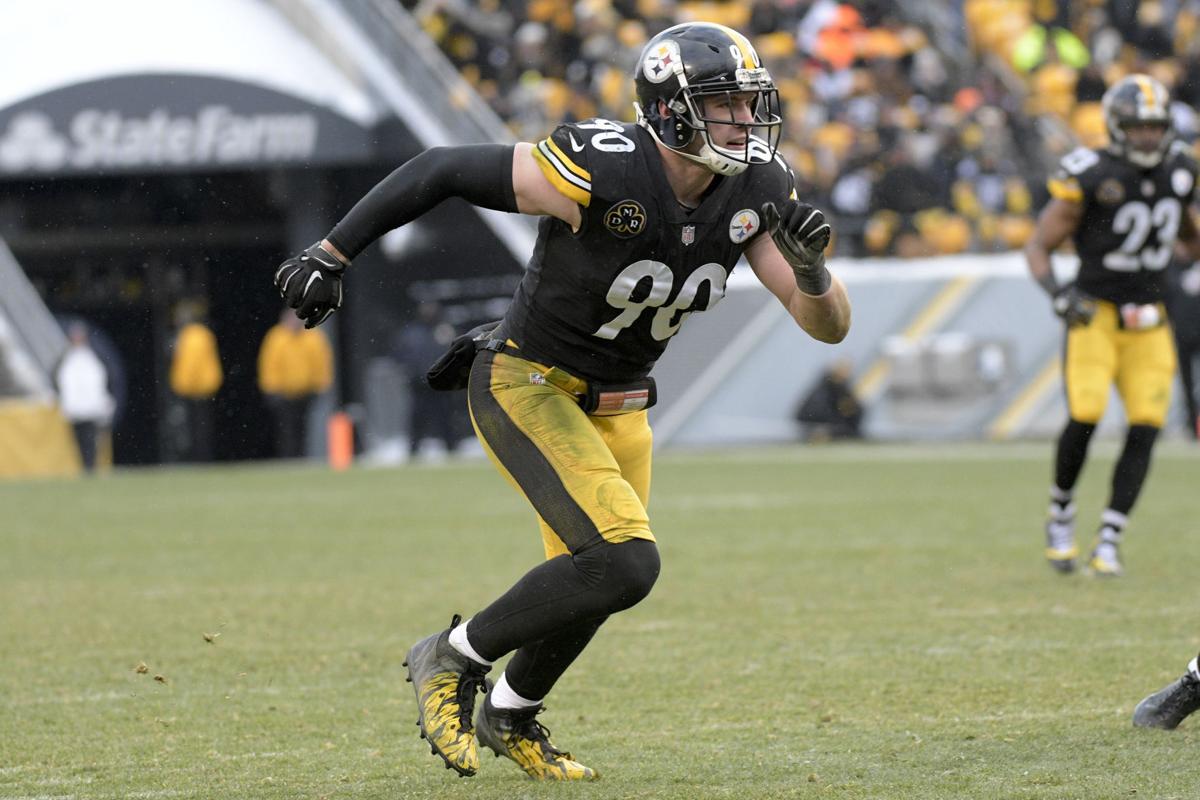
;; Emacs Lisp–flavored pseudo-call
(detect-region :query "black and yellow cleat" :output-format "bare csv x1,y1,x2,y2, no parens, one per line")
402,615,491,777
476,695,599,781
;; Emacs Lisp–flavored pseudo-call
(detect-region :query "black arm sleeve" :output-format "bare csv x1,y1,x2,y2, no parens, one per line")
326,144,518,260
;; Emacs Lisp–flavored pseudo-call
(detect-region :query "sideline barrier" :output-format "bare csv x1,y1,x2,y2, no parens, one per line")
0,401,80,479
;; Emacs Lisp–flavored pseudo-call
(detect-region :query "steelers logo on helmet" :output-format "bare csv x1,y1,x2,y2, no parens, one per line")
1102,74,1174,169
729,209,760,243
633,22,783,177
642,40,681,85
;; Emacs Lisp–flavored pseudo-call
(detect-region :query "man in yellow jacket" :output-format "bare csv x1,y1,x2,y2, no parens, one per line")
168,303,223,461
257,309,333,459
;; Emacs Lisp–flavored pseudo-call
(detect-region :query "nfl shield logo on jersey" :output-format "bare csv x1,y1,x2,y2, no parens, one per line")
681,225,695,245
729,209,760,243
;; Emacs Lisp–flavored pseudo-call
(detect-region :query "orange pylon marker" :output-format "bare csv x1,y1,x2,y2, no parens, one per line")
328,411,354,471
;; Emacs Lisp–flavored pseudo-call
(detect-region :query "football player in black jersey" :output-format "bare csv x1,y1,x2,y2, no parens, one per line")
273,22,850,780
1025,74,1200,577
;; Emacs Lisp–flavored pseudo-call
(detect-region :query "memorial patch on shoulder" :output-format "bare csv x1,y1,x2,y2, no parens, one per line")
604,200,647,238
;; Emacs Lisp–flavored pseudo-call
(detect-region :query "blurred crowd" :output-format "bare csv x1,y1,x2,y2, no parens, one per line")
405,0,1200,258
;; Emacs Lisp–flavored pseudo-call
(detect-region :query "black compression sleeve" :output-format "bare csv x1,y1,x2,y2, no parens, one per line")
326,144,518,260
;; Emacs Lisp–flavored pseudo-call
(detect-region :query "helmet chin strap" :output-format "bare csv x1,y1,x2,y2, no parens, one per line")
1109,137,1168,169
1127,148,1165,169
685,140,749,176
637,113,749,176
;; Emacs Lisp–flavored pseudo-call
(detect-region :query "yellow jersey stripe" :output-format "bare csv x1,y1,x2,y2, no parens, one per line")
533,142,591,207
537,139,591,189
1047,177,1083,203
544,137,591,182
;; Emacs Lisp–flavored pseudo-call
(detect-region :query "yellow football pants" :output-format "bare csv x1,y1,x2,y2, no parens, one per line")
1065,302,1176,427
467,350,654,560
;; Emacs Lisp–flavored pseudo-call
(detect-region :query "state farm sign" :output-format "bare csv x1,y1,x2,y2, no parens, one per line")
0,106,318,172
0,73,380,175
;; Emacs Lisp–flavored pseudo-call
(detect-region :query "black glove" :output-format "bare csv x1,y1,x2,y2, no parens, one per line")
762,201,832,295
1052,284,1097,327
274,241,347,328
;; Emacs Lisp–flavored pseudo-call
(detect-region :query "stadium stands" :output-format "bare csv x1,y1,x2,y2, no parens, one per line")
406,0,1200,258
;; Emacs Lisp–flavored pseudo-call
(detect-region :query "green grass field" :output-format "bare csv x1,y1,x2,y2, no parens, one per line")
4,441,1200,799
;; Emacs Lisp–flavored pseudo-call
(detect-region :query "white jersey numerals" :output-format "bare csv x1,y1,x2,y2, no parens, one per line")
576,119,635,153
1060,147,1100,175
594,260,727,340
1102,198,1181,272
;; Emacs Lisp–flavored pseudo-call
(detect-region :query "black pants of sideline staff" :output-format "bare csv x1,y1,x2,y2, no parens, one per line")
72,420,97,472
265,395,313,459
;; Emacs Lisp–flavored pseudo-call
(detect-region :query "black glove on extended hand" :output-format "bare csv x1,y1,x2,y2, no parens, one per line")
274,241,347,328
762,201,832,295
1052,283,1097,327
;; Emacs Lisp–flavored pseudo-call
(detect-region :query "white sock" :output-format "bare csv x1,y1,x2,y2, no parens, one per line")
490,673,542,710
448,618,492,667
1099,508,1128,534
1188,656,1199,680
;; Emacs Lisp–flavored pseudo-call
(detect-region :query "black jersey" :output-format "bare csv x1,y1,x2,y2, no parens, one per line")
1047,142,1199,305
504,119,795,383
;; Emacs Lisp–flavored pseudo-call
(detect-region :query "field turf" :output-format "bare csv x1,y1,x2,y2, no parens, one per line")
4,441,1200,799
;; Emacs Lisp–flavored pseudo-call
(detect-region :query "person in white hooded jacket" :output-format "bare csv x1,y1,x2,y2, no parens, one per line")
55,322,114,472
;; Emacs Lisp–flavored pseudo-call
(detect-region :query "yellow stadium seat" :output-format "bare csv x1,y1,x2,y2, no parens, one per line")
541,78,571,120
1005,178,1033,215
998,214,1036,249
755,32,796,61
952,180,982,219
422,12,448,43
776,77,808,108
812,121,856,161
864,210,900,255
975,213,999,247
1027,62,1077,118
618,20,646,50
1070,102,1107,149
959,122,985,150
677,2,749,29
860,28,906,61
915,209,971,254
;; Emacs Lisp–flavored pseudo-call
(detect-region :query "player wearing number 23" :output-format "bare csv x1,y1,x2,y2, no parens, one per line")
1026,73,1200,577
271,22,849,780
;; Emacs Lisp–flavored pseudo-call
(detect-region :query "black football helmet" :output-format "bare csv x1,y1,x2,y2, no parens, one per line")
633,22,782,176
1102,74,1173,169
